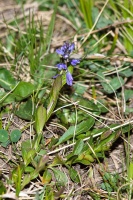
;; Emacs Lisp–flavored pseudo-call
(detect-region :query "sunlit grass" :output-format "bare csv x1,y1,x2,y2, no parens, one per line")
109,0,133,54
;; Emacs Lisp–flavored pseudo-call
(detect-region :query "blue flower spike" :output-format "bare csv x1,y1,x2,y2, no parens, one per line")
55,41,80,86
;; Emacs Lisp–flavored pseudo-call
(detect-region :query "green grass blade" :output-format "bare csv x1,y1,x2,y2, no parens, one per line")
45,0,58,53
80,0,93,28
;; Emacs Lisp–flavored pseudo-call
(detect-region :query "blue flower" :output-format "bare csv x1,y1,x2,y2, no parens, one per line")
54,42,81,86
56,42,75,59
56,47,64,56
66,71,73,86
62,42,75,53
70,59,80,66
56,63,67,70
68,42,75,52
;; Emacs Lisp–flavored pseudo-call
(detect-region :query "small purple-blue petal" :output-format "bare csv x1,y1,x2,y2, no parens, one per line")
53,74,59,79
56,48,64,55
70,59,80,66
56,63,67,70
66,72,73,86
62,42,68,50
63,54,69,59
68,43,75,52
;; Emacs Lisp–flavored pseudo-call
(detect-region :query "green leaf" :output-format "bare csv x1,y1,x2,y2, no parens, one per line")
0,89,5,100
21,170,39,190
12,165,23,196
94,132,117,153
0,68,18,90
94,124,133,154
74,83,87,95
75,159,91,165
50,168,68,186
124,89,133,101
51,155,65,166
92,7,112,29
47,75,62,120
69,168,80,183
3,82,35,105
24,149,37,167
21,140,32,164
0,181,6,194
96,99,108,113
25,166,34,173
35,105,47,134
2,93,16,105
10,129,21,143
73,140,84,155
74,96,99,112
15,99,33,120
125,107,133,114
56,117,95,145
21,140,32,152
34,149,47,163
101,182,113,192
42,170,52,184
66,155,78,165
21,138,42,167
1,140,10,147
45,186,54,200
120,68,133,77
101,76,124,94
46,66,73,122
77,152,94,163
56,109,88,125
0,129,9,143
13,81,35,101
37,155,49,171
43,53,59,66
128,162,133,180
